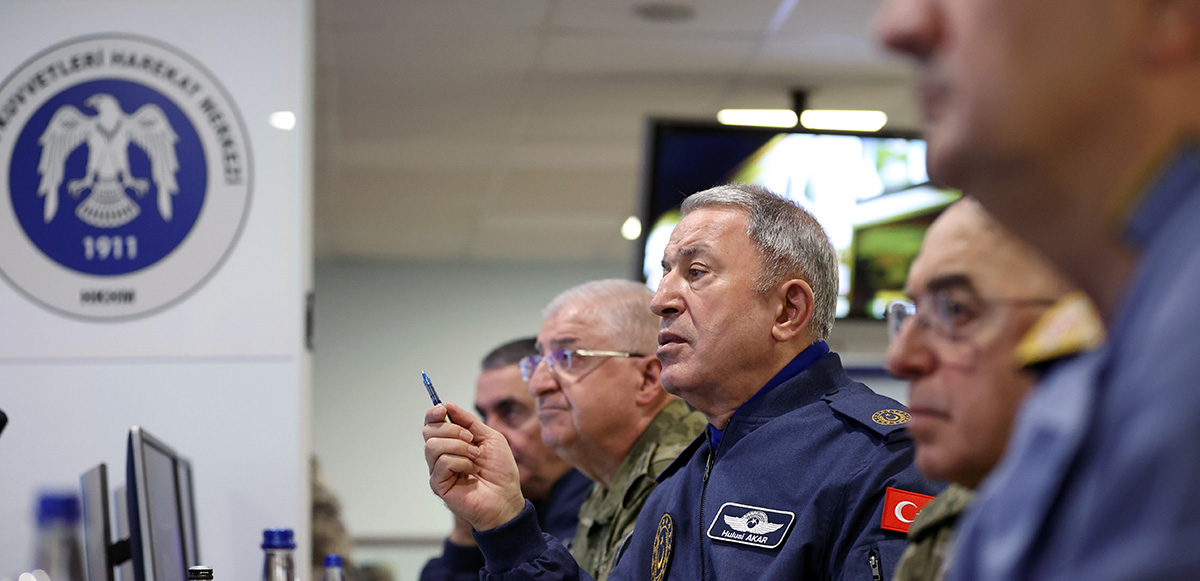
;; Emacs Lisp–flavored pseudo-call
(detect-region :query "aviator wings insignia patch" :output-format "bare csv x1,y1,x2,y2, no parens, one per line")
707,502,795,549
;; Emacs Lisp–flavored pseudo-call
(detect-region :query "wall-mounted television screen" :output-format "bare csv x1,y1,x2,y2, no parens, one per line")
638,120,960,320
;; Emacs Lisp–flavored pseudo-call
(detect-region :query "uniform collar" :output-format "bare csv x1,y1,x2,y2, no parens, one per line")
709,341,830,451
581,399,695,522
1125,140,1200,248
1014,291,1105,371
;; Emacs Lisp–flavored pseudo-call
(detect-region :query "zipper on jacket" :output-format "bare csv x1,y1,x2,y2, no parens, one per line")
699,442,718,580
869,549,882,581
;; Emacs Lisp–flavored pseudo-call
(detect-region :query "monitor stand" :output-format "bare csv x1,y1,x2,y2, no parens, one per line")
114,486,134,581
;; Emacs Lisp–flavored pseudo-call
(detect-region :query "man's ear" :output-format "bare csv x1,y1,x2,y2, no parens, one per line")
634,356,665,406
1138,0,1200,70
772,279,815,343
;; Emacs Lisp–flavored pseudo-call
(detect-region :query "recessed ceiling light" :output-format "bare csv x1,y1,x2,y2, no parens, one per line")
716,109,798,128
633,3,696,23
799,110,888,132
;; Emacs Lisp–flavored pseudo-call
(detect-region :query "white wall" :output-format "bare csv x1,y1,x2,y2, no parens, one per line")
311,260,628,531
0,0,312,577
311,260,903,580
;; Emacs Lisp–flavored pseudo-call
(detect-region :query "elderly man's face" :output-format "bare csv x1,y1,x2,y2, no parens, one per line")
529,302,649,461
885,204,1059,487
874,0,1130,194
652,207,779,406
475,364,569,499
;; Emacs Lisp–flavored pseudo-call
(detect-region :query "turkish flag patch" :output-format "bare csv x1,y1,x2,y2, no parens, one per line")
880,487,935,533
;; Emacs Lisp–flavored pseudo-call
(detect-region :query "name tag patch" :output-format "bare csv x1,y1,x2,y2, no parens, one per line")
706,502,795,549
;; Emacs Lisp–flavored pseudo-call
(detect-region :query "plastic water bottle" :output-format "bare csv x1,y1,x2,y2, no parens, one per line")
187,566,214,580
32,492,84,581
261,529,296,581
321,555,345,581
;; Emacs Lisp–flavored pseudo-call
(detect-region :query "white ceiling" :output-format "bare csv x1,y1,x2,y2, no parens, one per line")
313,0,917,264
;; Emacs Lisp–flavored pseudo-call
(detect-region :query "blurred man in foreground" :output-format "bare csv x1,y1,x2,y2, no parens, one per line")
424,184,940,579
420,338,590,581
877,0,1200,577
884,198,1098,580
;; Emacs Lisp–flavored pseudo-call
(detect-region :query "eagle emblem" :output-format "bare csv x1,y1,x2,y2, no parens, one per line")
36,93,180,228
724,510,785,534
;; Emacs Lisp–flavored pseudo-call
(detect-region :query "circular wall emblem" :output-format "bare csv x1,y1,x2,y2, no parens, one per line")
872,409,912,426
0,34,252,320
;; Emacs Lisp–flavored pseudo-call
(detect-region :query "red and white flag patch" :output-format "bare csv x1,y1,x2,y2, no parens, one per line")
880,487,935,533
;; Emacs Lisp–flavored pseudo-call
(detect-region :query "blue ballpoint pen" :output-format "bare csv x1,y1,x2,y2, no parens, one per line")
422,370,443,406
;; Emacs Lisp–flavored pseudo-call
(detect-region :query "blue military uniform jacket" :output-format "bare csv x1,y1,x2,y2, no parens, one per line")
613,350,940,580
475,347,943,580
948,144,1200,580
421,469,591,581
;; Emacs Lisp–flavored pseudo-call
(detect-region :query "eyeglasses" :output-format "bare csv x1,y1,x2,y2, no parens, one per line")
887,290,1057,343
518,348,644,381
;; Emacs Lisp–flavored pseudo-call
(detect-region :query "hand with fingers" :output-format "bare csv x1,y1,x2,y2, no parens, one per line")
423,402,527,532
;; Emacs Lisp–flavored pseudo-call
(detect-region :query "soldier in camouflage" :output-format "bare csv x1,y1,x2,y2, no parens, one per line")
571,397,705,580
523,280,707,580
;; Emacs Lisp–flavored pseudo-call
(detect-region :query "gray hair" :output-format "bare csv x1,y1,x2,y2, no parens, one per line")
542,279,658,354
681,183,838,341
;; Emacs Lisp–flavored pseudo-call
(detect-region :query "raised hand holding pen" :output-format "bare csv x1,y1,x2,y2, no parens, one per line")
423,400,525,532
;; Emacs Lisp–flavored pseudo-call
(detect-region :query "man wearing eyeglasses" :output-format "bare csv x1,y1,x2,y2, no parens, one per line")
424,184,940,580
883,198,1099,580
521,279,706,580
421,337,592,581
875,0,1200,578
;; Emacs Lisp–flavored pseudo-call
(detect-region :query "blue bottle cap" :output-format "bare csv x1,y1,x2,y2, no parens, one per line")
261,528,296,549
37,493,81,525
324,554,343,568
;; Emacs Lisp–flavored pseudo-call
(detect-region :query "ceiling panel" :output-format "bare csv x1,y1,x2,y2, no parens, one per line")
328,28,542,79
470,213,635,262
555,0,778,35
541,35,758,75
322,0,552,31
312,0,922,263
504,139,640,171
775,0,882,36
333,138,506,172
495,168,638,214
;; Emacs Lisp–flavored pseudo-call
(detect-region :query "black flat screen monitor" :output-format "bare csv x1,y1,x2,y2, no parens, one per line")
82,464,115,581
128,426,197,581
81,426,199,581
639,120,960,319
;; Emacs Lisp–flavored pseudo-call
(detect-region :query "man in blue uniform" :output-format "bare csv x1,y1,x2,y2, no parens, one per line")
420,338,590,581
876,0,1200,578
423,183,941,579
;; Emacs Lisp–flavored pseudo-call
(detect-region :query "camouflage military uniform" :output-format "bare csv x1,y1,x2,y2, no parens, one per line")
570,398,707,581
892,484,975,581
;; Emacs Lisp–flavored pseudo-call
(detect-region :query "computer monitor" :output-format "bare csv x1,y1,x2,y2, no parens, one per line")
114,485,134,581
175,458,199,567
82,464,117,581
80,426,200,581
639,120,961,319
127,426,193,581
